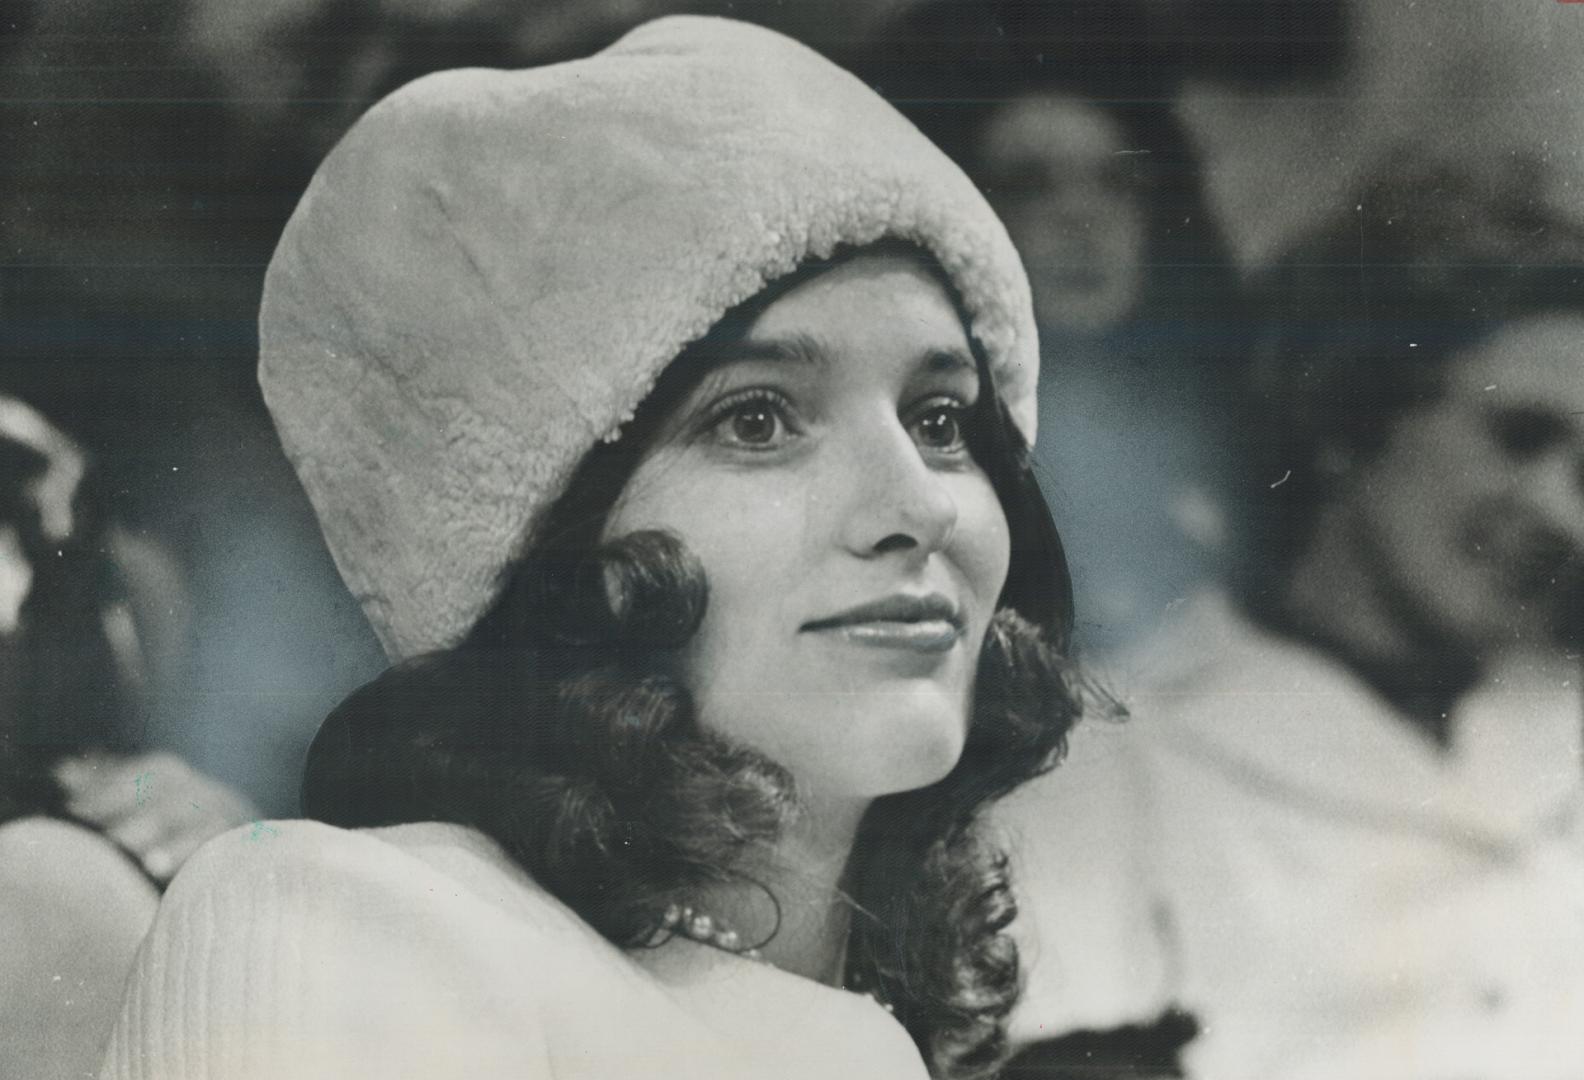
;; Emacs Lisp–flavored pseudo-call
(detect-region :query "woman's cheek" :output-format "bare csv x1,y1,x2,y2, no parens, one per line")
956,476,1012,606
684,473,806,578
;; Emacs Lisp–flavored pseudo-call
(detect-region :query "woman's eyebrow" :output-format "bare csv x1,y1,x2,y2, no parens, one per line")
721,332,830,369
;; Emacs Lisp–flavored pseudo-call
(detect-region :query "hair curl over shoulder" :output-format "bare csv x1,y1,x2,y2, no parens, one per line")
303,244,1096,1079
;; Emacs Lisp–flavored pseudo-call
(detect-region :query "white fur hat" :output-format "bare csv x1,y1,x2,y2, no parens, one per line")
260,15,1038,661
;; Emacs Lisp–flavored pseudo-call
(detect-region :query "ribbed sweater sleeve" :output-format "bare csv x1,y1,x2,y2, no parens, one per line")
99,821,555,1080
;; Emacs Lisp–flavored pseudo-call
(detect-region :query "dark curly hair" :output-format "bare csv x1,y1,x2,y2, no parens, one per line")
301,244,1094,1079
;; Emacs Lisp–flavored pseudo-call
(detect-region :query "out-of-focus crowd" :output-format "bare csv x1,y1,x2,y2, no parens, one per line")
4,2,1584,1078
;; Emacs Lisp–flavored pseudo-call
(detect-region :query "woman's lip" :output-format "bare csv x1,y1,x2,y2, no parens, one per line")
802,593,962,631
810,618,964,653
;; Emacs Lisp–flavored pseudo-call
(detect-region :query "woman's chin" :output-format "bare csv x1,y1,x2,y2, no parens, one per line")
855,704,969,797
697,662,982,798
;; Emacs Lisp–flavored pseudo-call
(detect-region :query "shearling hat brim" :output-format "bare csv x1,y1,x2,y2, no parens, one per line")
260,15,1039,661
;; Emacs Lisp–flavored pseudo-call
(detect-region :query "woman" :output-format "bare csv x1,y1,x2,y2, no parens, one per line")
102,17,1092,1079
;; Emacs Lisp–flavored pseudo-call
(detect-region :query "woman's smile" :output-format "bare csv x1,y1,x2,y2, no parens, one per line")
801,592,965,654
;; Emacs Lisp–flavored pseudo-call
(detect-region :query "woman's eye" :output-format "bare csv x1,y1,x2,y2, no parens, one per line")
911,402,968,453
730,405,780,445
705,393,794,450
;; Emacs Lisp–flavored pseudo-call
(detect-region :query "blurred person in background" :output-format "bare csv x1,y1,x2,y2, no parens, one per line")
0,394,255,1080
975,89,1245,656
860,0,1250,660
994,155,1584,1079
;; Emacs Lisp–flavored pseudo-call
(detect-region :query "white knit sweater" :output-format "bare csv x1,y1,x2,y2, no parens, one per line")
100,820,923,1079
2,817,156,1080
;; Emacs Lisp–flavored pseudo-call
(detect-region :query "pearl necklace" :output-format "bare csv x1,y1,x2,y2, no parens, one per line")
660,901,761,959
658,902,894,1013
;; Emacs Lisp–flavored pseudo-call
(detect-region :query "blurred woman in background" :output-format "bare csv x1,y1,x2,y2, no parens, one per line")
860,0,1250,658
973,89,1245,652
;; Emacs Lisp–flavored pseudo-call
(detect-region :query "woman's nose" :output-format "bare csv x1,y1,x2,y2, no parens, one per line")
838,423,959,558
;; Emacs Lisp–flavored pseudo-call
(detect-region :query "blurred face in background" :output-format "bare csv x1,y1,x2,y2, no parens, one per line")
1341,314,1584,653
979,93,1146,336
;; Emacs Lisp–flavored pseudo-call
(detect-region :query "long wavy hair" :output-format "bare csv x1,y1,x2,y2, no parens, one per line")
302,243,1094,1079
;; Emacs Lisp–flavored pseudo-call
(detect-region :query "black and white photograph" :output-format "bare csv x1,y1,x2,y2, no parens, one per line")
3,2,1584,1077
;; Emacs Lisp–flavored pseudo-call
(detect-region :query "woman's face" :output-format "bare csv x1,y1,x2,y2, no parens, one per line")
603,254,1012,802
979,94,1146,336
1340,314,1584,652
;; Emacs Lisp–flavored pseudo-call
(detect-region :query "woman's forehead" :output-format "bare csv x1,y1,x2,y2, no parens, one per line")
684,338,981,415
626,251,988,443
709,332,976,381
745,254,972,353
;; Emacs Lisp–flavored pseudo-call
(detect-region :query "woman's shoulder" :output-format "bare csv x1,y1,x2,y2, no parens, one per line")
163,817,602,969
103,820,589,1079
0,815,157,935
0,817,156,1080
1,812,148,881
108,821,926,1079
172,818,527,901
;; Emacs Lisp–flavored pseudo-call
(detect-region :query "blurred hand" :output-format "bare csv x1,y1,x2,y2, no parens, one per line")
54,752,259,884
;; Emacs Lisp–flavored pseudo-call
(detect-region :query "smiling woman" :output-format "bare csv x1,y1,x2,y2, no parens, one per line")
604,253,1013,805
101,17,1096,1080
